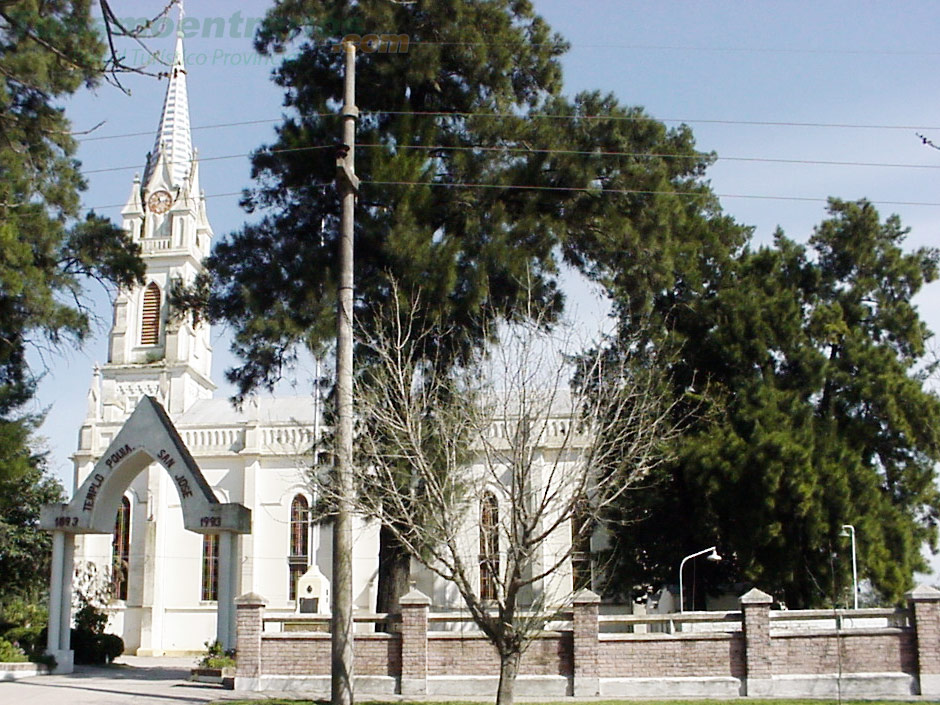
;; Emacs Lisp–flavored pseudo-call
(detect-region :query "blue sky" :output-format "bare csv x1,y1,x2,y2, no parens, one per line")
33,1,940,571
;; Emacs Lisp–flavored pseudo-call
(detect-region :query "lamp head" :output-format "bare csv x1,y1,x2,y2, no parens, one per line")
706,548,722,562
840,524,853,538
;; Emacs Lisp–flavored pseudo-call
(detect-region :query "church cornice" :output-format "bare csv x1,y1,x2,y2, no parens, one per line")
101,361,216,388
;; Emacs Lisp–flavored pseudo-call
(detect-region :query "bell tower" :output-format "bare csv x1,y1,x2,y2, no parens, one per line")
95,25,215,421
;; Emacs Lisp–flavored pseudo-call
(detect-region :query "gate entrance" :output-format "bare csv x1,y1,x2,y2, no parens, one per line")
40,396,251,673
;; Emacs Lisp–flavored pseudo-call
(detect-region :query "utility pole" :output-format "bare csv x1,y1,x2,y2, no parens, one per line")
333,40,359,705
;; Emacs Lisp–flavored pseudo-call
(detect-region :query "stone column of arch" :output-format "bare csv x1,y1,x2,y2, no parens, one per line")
40,396,251,672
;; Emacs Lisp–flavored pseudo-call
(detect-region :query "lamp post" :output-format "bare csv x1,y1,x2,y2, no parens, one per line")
678,546,721,613
840,524,858,610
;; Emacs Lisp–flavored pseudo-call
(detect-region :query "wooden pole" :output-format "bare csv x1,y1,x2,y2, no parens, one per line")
332,40,359,705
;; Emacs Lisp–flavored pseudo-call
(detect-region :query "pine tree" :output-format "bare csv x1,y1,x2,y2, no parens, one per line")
0,0,145,483
0,455,65,601
601,200,940,607
176,0,731,619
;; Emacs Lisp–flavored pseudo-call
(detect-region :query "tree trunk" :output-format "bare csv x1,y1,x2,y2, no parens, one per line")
496,649,521,705
375,523,411,624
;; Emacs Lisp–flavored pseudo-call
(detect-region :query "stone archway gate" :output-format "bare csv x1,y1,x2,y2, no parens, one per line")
40,396,250,673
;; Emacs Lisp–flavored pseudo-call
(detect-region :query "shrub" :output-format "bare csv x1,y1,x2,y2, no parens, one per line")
4,625,44,660
196,640,236,670
70,595,124,665
0,598,49,663
97,633,124,663
73,602,108,635
71,628,124,665
0,637,28,663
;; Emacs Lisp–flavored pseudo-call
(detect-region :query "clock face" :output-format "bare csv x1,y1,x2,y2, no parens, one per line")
147,190,172,215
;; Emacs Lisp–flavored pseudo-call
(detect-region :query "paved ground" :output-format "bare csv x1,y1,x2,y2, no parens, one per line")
0,656,245,705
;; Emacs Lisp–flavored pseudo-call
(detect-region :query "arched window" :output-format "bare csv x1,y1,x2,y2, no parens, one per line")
479,492,499,601
288,495,310,600
140,282,161,345
201,534,219,601
111,497,131,600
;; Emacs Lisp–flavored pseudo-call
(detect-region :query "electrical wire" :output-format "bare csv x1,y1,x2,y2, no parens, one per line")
80,142,940,178
366,180,940,208
82,180,940,212
75,110,940,144
82,144,337,176
320,39,940,58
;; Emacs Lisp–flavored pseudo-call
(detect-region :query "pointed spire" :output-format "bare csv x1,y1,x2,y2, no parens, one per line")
122,173,143,217
143,0,193,190
87,364,101,420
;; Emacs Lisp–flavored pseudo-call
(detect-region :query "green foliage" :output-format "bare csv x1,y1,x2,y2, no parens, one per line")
0,461,65,600
0,636,27,663
178,0,573,399
0,0,145,485
176,1,718,401
196,639,236,670
172,1,726,625
0,5,142,647
70,626,124,665
70,595,123,665
0,598,49,662
73,600,108,636
68,566,123,665
600,200,940,607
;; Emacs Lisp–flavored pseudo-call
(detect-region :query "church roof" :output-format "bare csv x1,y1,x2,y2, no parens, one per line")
143,31,193,189
175,396,318,426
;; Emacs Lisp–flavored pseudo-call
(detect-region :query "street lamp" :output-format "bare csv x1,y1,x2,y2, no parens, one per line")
678,546,721,613
840,524,858,610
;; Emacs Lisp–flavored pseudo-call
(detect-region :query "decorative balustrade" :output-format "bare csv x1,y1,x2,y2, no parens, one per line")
182,427,245,452
179,424,316,456
140,237,172,253
260,426,315,451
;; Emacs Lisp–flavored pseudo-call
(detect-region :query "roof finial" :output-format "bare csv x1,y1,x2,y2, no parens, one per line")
176,0,185,37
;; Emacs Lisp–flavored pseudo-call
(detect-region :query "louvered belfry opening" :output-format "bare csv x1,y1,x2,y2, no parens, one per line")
141,282,161,345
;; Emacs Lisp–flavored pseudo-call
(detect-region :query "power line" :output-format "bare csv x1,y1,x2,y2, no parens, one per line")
83,144,336,176
82,180,940,212
328,39,940,58
77,117,294,142
367,180,940,208
81,142,940,178
376,110,940,131
75,111,940,144
361,143,940,170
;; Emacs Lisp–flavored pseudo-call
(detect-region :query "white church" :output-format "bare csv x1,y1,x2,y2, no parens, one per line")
63,31,589,656
68,30,362,655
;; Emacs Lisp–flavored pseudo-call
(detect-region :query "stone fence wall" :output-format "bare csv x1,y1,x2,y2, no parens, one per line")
234,585,940,698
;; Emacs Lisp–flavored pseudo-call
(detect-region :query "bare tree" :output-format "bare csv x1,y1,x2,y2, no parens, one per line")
316,292,684,705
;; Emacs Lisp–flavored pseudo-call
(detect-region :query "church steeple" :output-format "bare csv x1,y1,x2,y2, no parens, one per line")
96,3,215,422
143,9,193,191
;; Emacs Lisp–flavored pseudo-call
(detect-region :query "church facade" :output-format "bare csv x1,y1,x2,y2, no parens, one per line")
71,32,370,655
72,32,587,655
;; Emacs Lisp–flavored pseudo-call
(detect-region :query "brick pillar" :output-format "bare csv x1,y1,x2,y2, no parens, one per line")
234,592,267,689
572,588,600,696
907,584,940,696
399,587,431,695
740,587,773,697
